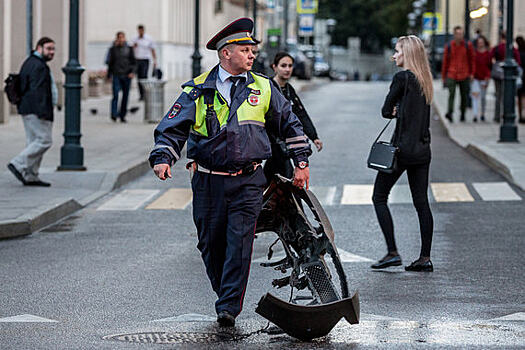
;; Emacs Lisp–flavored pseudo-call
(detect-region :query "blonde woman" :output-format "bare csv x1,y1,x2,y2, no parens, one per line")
371,35,435,272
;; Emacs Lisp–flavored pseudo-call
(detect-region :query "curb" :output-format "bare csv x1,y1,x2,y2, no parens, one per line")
431,100,522,191
0,160,151,240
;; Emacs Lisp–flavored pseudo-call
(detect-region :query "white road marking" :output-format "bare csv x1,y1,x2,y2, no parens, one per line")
97,189,159,211
0,314,58,323
341,184,373,205
309,186,337,206
145,188,193,210
430,183,475,202
336,248,374,262
360,313,402,321
253,249,372,263
473,182,522,201
389,184,413,204
490,312,525,321
152,313,216,322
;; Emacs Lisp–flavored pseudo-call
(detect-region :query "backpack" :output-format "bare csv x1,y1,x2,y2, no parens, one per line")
4,73,22,105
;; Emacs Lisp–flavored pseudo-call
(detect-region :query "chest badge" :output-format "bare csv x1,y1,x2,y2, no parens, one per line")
248,95,260,106
250,89,261,95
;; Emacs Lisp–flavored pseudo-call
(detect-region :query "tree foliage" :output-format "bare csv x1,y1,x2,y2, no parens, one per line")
318,0,413,53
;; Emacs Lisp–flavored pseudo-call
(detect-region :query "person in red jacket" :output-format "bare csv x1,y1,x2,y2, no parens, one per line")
471,35,491,122
441,26,475,122
491,31,522,122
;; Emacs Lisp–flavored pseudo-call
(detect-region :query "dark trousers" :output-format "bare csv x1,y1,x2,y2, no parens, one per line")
191,167,266,316
263,148,294,184
446,78,470,119
111,75,131,119
372,162,434,258
136,59,149,99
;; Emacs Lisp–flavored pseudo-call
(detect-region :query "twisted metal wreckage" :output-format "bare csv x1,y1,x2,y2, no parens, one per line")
254,176,360,341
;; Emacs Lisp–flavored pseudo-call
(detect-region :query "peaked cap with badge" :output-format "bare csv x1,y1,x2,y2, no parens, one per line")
206,17,258,50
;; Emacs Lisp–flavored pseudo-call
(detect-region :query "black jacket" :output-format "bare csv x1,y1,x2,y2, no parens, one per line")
106,44,136,77
271,79,319,141
382,70,431,165
17,54,53,121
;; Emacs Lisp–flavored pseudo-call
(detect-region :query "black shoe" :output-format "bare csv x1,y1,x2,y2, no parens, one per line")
25,180,51,187
445,113,453,123
405,259,433,272
480,115,485,122
7,163,27,185
460,114,466,122
120,118,127,123
371,254,402,269
110,115,117,122
473,117,478,122
217,311,235,327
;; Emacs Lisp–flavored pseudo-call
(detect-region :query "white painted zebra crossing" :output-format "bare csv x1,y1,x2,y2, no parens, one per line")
96,182,522,211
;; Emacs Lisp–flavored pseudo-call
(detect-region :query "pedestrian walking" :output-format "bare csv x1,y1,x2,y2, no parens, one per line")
516,36,525,123
106,31,136,122
7,37,57,187
370,35,434,272
148,18,311,327
471,35,491,122
441,26,475,123
490,31,522,123
263,51,323,181
132,24,157,101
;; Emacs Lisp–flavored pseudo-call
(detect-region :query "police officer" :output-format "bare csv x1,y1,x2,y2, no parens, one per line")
148,18,311,327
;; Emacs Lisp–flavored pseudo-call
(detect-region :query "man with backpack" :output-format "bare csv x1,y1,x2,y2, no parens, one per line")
442,26,475,123
7,37,57,187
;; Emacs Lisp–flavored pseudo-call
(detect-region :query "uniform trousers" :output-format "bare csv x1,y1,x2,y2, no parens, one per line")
191,166,266,316
10,114,53,182
372,162,434,258
136,59,149,100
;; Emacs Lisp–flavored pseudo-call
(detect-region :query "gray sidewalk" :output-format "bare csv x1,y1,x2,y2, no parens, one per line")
0,76,319,239
0,79,185,238
432,80,525,191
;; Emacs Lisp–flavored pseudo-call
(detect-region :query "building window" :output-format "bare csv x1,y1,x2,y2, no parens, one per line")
215,0,223,14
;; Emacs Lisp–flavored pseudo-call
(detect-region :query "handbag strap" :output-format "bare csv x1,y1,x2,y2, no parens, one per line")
374,72,409,144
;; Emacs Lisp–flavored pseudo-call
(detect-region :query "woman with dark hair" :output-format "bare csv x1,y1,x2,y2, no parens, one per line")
471,35,491,122
516,36,525,123
263,52,323,181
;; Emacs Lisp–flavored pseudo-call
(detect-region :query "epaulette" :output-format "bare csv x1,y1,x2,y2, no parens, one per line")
187,88,202,101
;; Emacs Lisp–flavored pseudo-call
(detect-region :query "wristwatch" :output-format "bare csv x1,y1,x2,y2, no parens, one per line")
297,161,309,169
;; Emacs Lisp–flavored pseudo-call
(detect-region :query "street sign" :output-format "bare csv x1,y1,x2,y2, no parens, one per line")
422,12,443,35
297,0,318,14
298,14,314,36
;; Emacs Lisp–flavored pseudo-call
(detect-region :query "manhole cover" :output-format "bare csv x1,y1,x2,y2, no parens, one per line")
103,332,236,344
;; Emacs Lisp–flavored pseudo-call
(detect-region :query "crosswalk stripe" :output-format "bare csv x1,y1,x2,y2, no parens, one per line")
0,314,58,323
472,182,521,201
336,248,374,262
490,312,525,321
145,188,193,210
309,186,337,206
430,183,474,202
389,184,414,204
341,184,373,205
97,189,160,211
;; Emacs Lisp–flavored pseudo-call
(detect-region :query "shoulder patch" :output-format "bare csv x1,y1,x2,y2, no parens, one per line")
168,103,182,119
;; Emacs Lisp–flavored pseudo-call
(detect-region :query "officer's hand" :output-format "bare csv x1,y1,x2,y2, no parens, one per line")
153,163,172,180
293,167,310,190
314,139,323,152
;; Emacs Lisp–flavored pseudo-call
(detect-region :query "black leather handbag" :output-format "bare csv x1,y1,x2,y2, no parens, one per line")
367,119,398,173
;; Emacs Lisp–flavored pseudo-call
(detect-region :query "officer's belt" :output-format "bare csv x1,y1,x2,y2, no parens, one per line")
193,162,261,176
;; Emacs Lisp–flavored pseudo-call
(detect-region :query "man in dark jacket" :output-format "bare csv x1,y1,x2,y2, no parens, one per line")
7,37,56,187
106,31,136,122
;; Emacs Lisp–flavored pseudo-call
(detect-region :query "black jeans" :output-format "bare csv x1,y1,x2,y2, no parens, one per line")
372,162,434,257
136,59,149,99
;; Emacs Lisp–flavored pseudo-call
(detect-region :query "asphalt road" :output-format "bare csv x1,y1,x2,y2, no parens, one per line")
1,81,524,349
